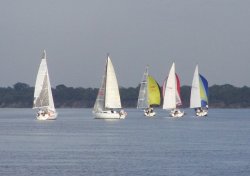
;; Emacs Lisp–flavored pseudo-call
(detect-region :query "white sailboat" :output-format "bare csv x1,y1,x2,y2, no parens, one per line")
137,65,161,117
33,50,57,120
93,55,127,119
163,62,184,117
190,65,209,116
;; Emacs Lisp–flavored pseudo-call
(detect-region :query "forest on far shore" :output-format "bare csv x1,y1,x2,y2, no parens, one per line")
0,82,250,108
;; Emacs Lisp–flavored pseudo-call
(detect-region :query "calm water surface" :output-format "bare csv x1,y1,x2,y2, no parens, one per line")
0,108,249,176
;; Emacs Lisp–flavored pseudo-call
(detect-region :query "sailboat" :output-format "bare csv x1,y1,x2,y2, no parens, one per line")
93,55,127,119
33,50,57,120
137,65,161,117
162,62,184,117
190,65,208,116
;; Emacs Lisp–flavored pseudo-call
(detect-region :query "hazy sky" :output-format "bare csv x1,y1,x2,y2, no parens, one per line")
0,0,249,88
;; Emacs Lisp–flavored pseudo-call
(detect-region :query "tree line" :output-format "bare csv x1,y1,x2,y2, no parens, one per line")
0,82,250,108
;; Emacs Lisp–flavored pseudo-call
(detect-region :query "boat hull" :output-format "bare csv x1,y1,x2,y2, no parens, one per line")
144,111,156,117
169,109,184,118
194,107,208,117
36,110,57,120
143,108,156,117
196,109,208,117
93,110,127,119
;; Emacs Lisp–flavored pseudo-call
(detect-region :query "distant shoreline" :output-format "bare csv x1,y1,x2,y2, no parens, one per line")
0,83,249,108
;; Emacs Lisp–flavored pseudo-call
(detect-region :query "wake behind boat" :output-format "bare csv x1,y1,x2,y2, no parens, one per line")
190,65,209,117
137,65,161,117
93,55,127,119
33,50,57,120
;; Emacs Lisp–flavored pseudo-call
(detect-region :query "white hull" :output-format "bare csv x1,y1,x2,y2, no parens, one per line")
143,108,156,117
169,109,184,118
196,109,208,117
36,110,57,120
144,112,156,117
144,111,156,117
94,110,127,119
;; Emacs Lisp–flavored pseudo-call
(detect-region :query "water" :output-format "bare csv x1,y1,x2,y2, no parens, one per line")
0,108,249,176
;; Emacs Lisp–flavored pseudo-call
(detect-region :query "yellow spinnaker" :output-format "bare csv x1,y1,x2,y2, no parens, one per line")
147,75,161,106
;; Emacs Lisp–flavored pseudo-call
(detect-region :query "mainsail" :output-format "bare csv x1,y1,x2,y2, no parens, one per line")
93,72,106,112
33,50,55,112
34,74,49,108
137,66,149,109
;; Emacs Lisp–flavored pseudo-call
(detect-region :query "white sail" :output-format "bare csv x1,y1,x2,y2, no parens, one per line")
93,55,127,119
137,66,149,109
93,67,106,112
190,65,201,108
33,50,56,112
105,57,122,109
163,63,177,109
